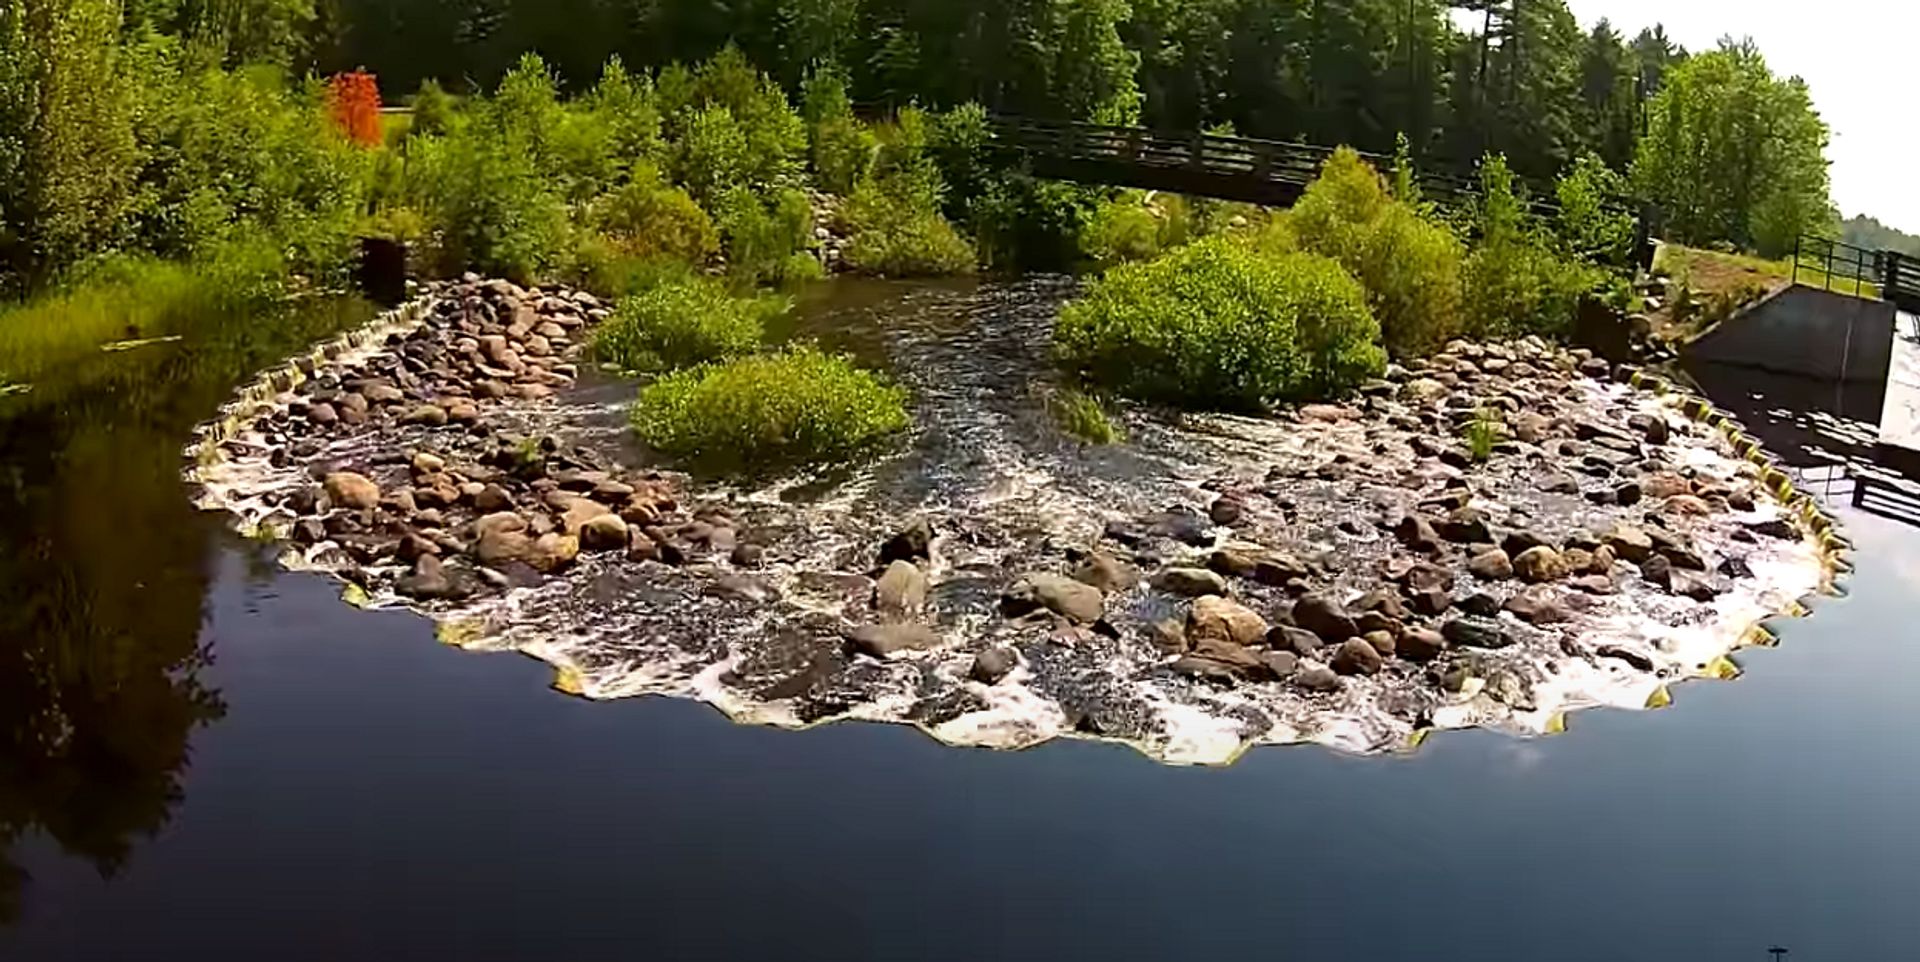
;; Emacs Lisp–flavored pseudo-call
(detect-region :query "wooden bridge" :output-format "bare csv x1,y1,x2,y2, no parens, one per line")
987,116,1499,210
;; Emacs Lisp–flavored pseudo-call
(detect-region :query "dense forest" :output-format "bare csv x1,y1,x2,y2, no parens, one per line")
0,0,1852,320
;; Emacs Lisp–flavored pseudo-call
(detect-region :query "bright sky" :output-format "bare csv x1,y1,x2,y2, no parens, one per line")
1562,0,1919,234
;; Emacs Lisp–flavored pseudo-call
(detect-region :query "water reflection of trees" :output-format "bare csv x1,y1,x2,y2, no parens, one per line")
0,296,372,922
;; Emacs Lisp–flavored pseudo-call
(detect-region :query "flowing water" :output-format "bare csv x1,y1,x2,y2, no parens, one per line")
186,277,1825,764
2,278,1918,959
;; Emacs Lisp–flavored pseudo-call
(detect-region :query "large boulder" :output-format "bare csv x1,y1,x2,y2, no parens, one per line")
1003,573,1104,624
1187,595,1269,648
323,471,381,510
970,647,1018,684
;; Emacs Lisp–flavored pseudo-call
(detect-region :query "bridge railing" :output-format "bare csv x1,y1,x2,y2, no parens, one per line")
1793,236,1883,299
985,115,1580,214
1887,252,1920,313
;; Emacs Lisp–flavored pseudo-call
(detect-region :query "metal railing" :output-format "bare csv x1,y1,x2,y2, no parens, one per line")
1792,235,1883,298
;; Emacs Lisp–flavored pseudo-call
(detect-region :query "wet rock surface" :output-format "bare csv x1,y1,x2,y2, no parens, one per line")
188,277,1830,765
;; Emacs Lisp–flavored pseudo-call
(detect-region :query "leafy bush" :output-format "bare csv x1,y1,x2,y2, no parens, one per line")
842,182,976,277
1554,152,1635,267
672,105,751,203
592,276,781,372
967,174,1098,272
1081,195,1163,268
713,186,817,285
409,79,456,138
587,163,720,264
1463,240,1598,339
1291,149,1464,356
632,346,911,474
1054,237,1385,411
837,109,976,277
662,46,806,196
801,67,873,195
1463,154,1603,338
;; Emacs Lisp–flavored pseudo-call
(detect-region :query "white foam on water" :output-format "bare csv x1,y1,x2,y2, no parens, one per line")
186,281,1837,766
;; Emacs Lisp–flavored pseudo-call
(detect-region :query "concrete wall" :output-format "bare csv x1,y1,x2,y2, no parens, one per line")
1685,285,1897,383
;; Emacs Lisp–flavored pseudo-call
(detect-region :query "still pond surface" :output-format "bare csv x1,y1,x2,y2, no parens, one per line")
2,281,1917,961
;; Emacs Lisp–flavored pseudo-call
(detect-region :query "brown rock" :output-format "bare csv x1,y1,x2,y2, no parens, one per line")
323,472,381,510
1468,548,1514,581
1398,627,1447,661
1187,595,1270,647
1331,638,1384,676
580,513,629,551
527,533,579,573
1513,546,1568,583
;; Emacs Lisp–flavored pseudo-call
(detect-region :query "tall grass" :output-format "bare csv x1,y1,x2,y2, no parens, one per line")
0,254,280,386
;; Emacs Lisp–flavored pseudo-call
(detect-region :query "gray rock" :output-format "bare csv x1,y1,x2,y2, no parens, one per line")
1295,665,1343,692
1262,651,1300,678
397,554,460,599
1269,625,1324,656
1442,618,1514,649
1003,573,1105,624
971,647,1018,684
846,623,944,657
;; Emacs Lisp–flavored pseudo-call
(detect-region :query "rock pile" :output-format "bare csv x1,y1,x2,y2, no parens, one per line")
223,275,770,604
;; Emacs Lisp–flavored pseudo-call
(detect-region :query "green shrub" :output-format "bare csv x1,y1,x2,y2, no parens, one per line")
842,181,976,277
837,110,976,277
588,164,720,264
1462,240,1599,339
592,276,781,372
713,186,816,285
967,175,1097,272
1554,152,1635,267
561,240,699,300
1463,154,1603,338
1051,389,1126,444
409,79,456,138
671,105,751,204
1054,237,1385,411
1291,148,1465,356
662,46,806,197
633,346,911,474
1081,195,1163,268
801,67,873,195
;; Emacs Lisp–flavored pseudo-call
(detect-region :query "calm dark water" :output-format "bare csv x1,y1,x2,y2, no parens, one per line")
4,286,1920,961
